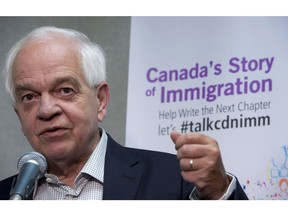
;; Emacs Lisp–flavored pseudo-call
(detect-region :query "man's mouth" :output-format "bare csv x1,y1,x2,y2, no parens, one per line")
38,127,69,139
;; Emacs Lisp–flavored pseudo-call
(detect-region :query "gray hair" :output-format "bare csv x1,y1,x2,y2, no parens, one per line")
2,26,106,101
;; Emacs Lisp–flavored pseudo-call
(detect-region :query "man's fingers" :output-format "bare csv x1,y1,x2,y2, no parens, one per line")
179,158,197,171
176,143,206,159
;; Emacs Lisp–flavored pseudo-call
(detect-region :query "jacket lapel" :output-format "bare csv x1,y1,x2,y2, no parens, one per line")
103,135,143,200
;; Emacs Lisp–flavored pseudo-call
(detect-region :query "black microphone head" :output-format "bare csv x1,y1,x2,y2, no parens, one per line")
17,152,47,177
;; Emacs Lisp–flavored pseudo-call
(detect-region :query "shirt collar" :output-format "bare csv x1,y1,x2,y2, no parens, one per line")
78,128,107,183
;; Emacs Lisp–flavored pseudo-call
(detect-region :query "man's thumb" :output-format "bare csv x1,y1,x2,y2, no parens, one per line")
170,131,181,144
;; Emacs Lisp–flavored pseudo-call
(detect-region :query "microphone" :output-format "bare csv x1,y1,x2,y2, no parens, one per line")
9,152,47,200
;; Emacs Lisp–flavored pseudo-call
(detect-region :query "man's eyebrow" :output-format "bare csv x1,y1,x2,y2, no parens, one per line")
52,76,81,91
14,83,35,94
14,76,82,93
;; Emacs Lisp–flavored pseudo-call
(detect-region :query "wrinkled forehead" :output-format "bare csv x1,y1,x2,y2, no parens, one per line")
13,38,81,73
17,37,79,60
11,38,87,89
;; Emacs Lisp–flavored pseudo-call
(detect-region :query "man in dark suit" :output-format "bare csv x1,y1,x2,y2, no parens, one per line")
0,26,248,200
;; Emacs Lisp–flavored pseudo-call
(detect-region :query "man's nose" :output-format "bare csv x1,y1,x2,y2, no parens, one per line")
37,94,62,121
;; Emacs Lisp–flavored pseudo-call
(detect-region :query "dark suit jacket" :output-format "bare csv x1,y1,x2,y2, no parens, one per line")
0,134,248,200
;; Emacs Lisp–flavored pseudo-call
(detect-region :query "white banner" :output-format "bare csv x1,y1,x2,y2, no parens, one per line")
126,17,288,200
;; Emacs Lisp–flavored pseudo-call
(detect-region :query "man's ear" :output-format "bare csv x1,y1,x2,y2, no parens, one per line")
13,106,25,136
14,107,18,115
13,106,21,120
96,81,110,122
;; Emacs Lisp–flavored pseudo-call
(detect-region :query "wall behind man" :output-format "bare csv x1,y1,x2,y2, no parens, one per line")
0,17,131,180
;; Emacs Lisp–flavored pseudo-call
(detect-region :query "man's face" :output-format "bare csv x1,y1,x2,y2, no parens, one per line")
12,39,108,164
